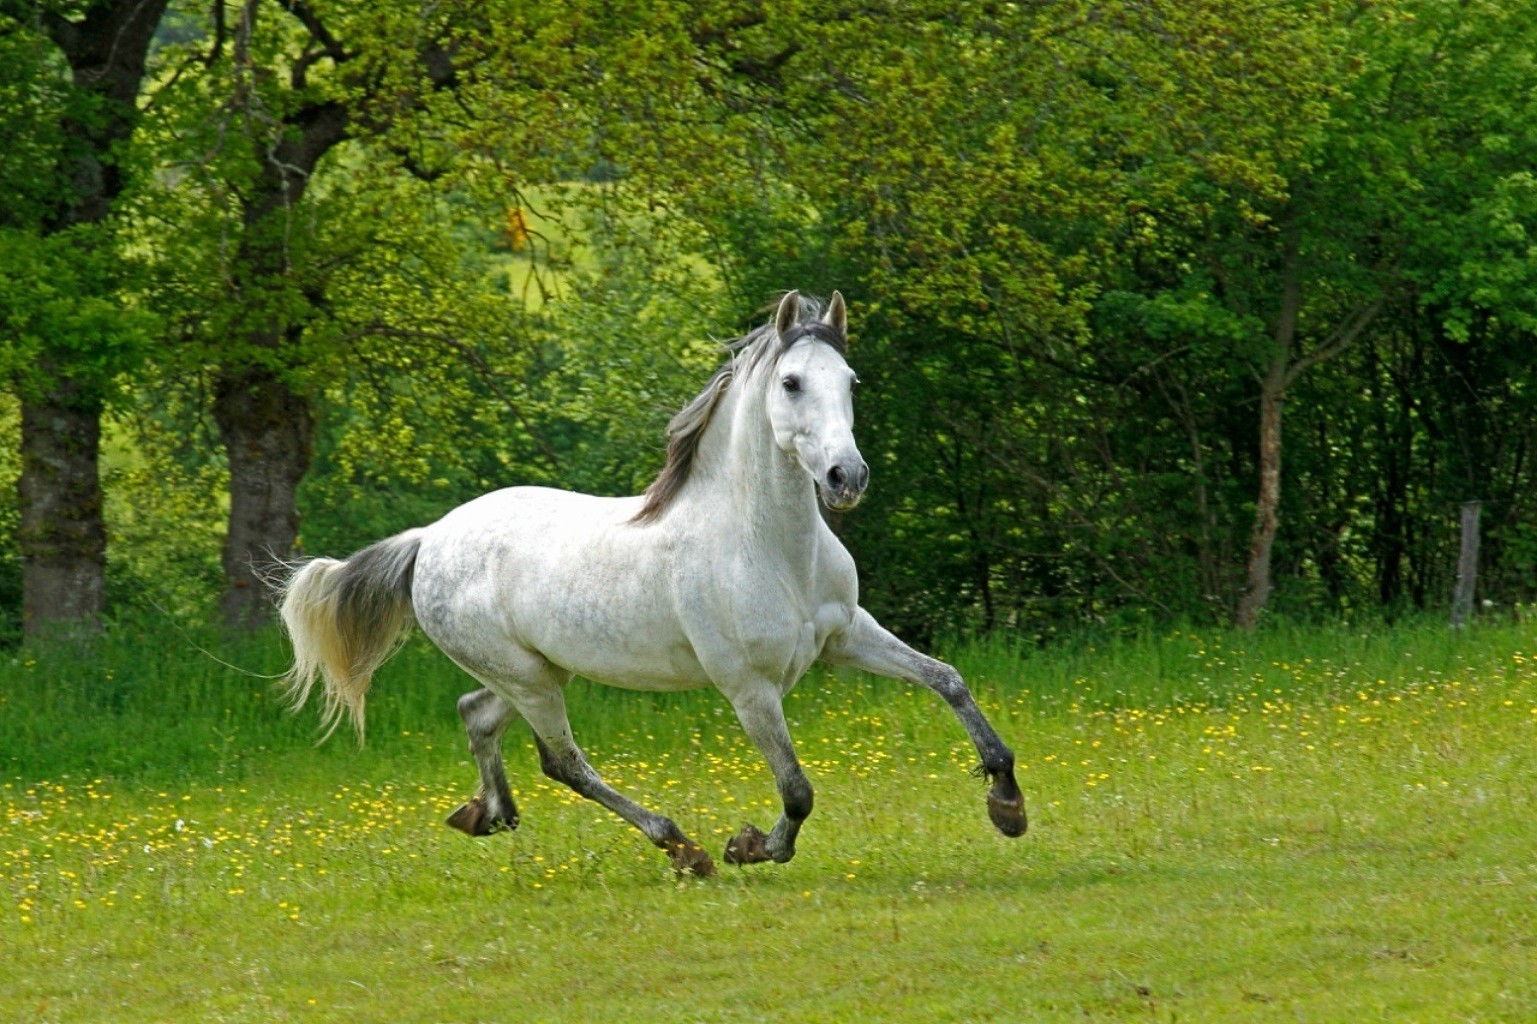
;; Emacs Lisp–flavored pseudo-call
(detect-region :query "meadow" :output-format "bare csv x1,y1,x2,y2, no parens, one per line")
2,618,1534,1022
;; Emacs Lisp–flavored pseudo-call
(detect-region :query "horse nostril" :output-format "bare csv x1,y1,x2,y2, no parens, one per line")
827,465,846,490
856,461,869,490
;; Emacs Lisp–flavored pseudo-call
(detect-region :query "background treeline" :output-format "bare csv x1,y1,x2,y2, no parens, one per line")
3,0,1536,646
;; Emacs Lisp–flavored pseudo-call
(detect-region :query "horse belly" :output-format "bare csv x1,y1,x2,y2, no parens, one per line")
504,532,713,692
528,599,714,693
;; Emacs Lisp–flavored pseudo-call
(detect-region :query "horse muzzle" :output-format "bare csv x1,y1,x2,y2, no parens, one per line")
820,459,869,511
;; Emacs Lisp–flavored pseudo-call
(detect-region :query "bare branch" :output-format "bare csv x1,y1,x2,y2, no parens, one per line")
1284,292,1387,389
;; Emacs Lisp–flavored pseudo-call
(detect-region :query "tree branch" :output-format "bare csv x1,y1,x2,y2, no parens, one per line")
1284,292,1387,389
208,0,226,63
272,0,349,64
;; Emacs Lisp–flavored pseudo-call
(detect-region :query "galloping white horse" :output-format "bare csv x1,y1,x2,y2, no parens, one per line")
280,291,1025,876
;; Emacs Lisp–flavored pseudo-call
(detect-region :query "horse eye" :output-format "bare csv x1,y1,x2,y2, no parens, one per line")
782,375,801,394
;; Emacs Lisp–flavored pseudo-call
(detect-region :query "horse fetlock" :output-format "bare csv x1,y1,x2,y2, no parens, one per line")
767,818,801,862
780,777,814,823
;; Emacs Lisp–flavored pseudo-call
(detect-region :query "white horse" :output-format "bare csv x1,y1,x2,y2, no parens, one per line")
280,291,1025,876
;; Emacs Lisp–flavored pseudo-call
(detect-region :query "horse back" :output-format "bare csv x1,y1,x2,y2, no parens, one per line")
411,486,713,691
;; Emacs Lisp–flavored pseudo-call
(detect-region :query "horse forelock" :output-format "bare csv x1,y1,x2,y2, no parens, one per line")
779,321,847,356
730,294,846,377
629,294,848,525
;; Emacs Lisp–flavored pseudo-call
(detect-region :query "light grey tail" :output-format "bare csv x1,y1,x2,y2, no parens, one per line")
278,529,424,741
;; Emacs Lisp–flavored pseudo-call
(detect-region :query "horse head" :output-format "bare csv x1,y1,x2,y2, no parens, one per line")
765,290,869,511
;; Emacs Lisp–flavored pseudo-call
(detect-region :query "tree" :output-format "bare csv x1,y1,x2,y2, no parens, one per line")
138,0,468,627
146,0,803,627
0,0,169,634
1148,0,1537,627
689,0,1339,634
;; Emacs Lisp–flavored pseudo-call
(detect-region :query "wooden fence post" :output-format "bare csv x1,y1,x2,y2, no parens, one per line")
1451,500,1482,628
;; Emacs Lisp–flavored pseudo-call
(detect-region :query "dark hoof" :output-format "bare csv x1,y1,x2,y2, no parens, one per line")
446,797,515,837
988,789,1027,838
723,824,773,865
665,839,716,878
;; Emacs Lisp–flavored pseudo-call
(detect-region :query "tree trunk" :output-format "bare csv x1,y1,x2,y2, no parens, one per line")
17,382,106,633
1235,358,1288,629
207,4,464,627
1233,215,1386,628
16,0,170,635
1235,222,1303,632
204,59,350,623
213,366,314,629
1375,333,1416,608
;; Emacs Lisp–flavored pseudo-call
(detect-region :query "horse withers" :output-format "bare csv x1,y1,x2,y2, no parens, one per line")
278,291,1026,877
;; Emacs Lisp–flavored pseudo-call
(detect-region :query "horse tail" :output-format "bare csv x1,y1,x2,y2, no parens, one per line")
278,529,424,742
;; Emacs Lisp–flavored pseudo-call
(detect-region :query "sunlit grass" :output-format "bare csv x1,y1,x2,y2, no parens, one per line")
3,618,1535,1021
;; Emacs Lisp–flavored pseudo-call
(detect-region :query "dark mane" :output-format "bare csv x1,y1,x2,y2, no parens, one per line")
630,295,846,525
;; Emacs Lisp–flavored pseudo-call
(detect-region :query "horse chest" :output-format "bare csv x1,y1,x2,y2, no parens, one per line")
682,547,853,688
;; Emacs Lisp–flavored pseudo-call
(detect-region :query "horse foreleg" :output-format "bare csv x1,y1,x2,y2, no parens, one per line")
447,688,520,836
722,687,813,866
822,609,1026,838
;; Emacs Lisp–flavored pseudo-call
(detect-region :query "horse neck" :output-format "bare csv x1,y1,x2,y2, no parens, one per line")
693,378,821,541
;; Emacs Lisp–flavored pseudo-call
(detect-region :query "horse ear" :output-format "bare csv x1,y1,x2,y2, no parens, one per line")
775,290,800,337
823,290,847,337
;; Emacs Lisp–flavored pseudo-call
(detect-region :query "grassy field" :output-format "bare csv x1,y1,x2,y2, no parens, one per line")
2,619,1535,1022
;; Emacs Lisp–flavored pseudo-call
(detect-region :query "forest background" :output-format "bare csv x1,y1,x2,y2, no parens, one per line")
4,0,1537,647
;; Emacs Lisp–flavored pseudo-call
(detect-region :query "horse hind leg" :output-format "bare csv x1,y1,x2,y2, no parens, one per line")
508,677,715,879
447,688,521,837
531,734,716,878
444,648,715,877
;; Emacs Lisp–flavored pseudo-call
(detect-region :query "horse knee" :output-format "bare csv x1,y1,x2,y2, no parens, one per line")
457,688,489,719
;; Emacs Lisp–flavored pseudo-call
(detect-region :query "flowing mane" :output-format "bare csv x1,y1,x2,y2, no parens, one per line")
630,294,847,525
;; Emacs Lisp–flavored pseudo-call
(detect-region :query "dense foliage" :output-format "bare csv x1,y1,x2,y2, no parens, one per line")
2,0,1536,642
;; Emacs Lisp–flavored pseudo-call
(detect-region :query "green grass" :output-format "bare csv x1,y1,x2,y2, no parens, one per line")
3,618,1535,1021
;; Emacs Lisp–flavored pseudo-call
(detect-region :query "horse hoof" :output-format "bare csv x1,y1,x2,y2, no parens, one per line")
446,797,508,837
988,791,1028,838
666,840,716,878
724,824,773,865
